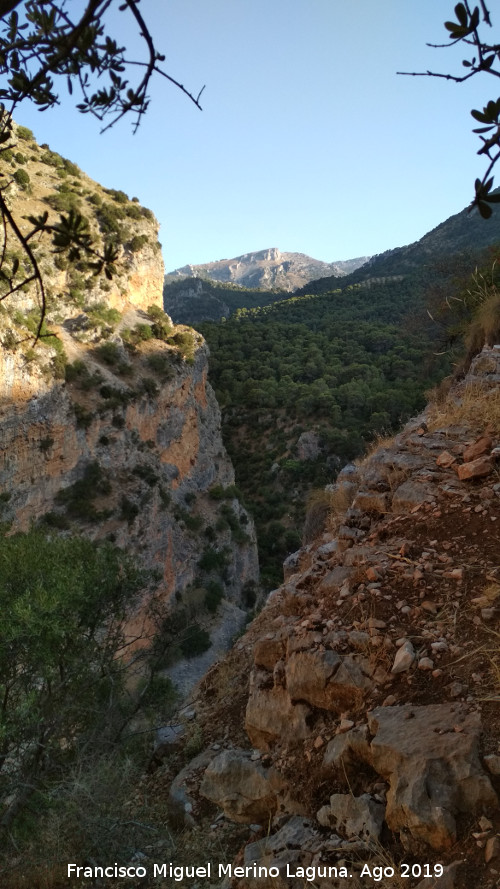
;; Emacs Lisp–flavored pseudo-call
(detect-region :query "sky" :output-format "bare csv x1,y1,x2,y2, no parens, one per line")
12,0,495,272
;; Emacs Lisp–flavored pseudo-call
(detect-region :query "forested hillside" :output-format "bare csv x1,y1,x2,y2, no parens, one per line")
199,274,454,588
163,276,285,324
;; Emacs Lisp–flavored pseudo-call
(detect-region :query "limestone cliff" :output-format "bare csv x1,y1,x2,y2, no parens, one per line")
167,248,370,293
0,125,259,646
153,348,500,889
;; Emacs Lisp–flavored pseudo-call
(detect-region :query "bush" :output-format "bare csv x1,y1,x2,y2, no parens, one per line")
133,463,158,487
105,188,129,203
16,125,34,141
13,168,30,189
40,148,62,167
146,353,172,380
45,191,82,213
125,204,142,219
96,202,126,238
120,495,139,524
151,318,174,341
95,341,122,366
0,530,143,834
56,460,111,521
198,546,229,572
65,360,102,390
62,157,81,176
73,403,93,429
14,151,26,164
86,302,121,328
180,623,211,658
204,580,224,614
134,323,153,341
140,376,159,397
127,234,149,253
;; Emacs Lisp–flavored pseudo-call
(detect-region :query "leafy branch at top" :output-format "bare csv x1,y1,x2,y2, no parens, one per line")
399,2,500,217
0,0,204,133
0,1,204,340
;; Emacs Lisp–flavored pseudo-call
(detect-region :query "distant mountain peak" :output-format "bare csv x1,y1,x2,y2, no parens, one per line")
166,249,370,292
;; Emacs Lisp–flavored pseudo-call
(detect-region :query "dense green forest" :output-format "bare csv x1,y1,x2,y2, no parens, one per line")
163,275,288,324
199,273,457,589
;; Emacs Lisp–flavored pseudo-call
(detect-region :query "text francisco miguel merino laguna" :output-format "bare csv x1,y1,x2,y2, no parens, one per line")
67,862,355,881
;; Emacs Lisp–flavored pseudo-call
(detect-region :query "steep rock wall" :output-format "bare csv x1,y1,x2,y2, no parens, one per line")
0,342,258,603
0,128,259,631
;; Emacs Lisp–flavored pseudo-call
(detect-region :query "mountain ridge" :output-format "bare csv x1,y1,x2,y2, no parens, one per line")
166,247,370,292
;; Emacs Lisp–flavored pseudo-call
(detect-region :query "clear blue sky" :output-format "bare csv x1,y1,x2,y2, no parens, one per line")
14,0,492,271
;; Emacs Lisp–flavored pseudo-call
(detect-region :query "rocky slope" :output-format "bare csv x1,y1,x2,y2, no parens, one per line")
145,348,500,889
166,248,369,292
0,124,259,653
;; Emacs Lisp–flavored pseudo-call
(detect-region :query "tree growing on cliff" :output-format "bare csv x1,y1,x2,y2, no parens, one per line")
400,1,500,217
0,0,204,338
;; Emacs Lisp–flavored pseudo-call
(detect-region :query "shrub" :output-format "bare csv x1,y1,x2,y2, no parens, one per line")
134,323,153,341
40,148,62,167
158,486,171,510
133,463,158,486
62,158,81,176
198,546,229,572
16,125,34,141
73,403,93,429
65,360,102,390
95,341,121,365
146,353,172,380
13,168,30,189
204,580,224,614
56,461,111,521
0,530,143,836
14,151,26,164
96,203,125,238
125,204,142,219
151,318,174,341
45,191,82,213
180,623,211,658
40,510,70,529
120,495,139,524
127,234,149,253
147,304,168,321
86,302,121,328
105,188,129,203
140,376,159,397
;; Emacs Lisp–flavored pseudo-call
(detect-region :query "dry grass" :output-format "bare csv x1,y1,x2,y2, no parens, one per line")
426,382,500,432
357,432,397,464
303,488,339,543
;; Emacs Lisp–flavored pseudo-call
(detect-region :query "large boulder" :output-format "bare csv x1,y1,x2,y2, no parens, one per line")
200,748,286,823
316,792,385,841
245,669,312,750
367,704,498,850
286,650,373,712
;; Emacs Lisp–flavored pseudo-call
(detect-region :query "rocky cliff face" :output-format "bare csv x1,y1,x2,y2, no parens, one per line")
152,348,500,889
167,248,370,292
0,340,257,599
0,126,259,651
